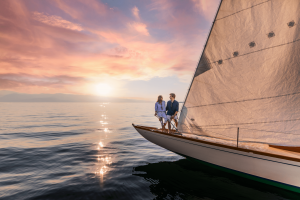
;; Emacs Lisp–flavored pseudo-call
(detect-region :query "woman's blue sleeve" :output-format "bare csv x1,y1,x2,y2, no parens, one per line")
155,103,157,111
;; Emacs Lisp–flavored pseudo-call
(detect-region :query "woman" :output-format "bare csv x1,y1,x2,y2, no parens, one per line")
155,95,167,130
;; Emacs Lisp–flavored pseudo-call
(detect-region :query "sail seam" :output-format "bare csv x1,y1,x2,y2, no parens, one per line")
211,38,300,65
186,91,300,108
216,0,271,21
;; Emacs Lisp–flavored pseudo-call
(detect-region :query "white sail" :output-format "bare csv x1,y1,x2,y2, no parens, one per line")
178,0,300,146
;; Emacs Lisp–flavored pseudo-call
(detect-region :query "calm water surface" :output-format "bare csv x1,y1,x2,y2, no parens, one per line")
0,103,299,200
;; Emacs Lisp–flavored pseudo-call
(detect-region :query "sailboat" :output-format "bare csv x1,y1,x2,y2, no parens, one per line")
133,0,300,193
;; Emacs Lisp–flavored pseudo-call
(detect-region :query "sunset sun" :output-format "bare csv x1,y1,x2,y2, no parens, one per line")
94,83,112,96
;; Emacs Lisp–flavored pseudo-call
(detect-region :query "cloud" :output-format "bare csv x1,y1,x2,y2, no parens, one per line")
192,0,220,20
149,0,173,12
0,73,86,94
132,6,140,20
128,22,149,36
32,12,83,31
0,73,84,87
0,0,218,96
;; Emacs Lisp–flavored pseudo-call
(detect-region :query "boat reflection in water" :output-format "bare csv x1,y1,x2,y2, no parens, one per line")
133,158,299,200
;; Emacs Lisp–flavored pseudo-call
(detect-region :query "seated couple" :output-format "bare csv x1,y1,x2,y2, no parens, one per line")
154,93,179,132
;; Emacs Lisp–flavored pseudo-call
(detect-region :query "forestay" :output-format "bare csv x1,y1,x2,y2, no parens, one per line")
178,0,300,146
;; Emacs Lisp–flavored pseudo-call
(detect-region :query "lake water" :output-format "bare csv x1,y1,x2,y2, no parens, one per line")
0,102,299,200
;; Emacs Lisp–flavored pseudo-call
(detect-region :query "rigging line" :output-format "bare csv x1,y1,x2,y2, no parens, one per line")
241,127,300,136
198,117,300,128
182,131,237,142
215,0,271,21
180,128,298,145
201,127,238,130
186,91,300,108
184,124,236,130
204,129,237,140
181,131,296,145
181,131,276,145
229,140,278,145
198,126,300,136
183,129,274,145
181,123,300,136
182,125,238,140
212,38,300,65
179,123,236,140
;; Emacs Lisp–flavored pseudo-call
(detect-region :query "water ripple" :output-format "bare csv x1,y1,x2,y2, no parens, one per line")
0,103,298,200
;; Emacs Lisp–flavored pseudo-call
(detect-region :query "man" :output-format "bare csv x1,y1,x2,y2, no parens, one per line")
166,93,179,132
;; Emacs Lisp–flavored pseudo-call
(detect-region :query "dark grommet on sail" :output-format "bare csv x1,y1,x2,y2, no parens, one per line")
287,20,295,28
249,41,256,48
218,59,223,64
233,51,239,57
268,31,275,38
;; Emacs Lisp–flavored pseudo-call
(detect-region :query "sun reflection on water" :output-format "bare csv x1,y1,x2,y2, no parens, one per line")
100,166,107,174
94,110,112,187
97,156,112,165
95,140,112,187
99,142,104,147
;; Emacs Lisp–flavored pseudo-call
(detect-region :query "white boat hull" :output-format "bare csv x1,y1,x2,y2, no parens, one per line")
133,125,300,193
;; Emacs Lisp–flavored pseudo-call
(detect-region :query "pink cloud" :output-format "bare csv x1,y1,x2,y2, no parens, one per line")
192,0,220,20
32,12,83,31
0,73,83,94
132,6,140,20
0,0,218,96
128,22,149,36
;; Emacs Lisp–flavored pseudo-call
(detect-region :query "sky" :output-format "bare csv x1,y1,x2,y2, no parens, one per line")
0,0,220,101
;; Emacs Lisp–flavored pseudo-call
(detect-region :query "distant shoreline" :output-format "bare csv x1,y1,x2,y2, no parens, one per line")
0,92,151,103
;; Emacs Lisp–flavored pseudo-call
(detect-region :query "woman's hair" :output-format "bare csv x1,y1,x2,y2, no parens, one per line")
157,95,163,103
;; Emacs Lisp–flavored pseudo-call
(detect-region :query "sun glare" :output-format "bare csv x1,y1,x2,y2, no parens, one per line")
95,83,112,96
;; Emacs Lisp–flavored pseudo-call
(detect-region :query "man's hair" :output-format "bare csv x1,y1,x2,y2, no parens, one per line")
169,93,176,98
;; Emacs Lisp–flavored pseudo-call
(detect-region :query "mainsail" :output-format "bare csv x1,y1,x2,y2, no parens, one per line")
178,0,300,146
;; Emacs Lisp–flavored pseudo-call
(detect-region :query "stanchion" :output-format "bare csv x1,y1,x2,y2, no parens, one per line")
237,127,239,148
